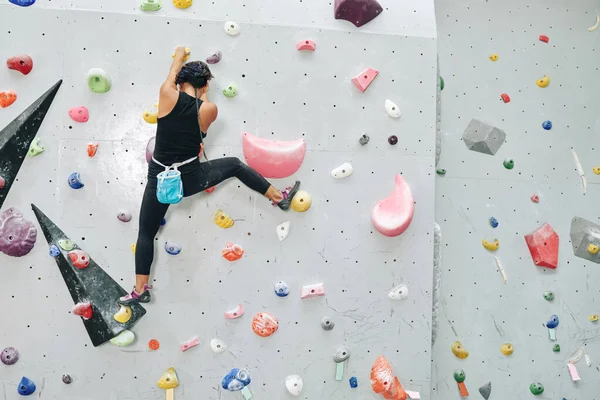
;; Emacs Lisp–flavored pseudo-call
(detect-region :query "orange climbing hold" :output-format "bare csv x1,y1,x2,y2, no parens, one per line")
148,339,160,351
0,90,17,108
87,143,99,157
251,312,279,337
370,356,408,400
221,243,244,262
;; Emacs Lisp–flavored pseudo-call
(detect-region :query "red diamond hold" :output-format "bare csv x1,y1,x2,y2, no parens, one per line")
524,223,559,269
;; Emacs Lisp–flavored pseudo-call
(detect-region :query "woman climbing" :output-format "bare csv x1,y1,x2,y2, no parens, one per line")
119,46,300,306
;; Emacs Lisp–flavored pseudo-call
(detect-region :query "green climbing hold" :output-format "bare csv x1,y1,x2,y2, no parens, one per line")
28,138,45,157
453,369,466,383
543,291,555,301
529,382,544,395
140,0,162,10
223,83,238,98
552,344,560,352
58,239,75,251
503,158,514,170
87,68,112,93
436,168,446,176
440,76,445,91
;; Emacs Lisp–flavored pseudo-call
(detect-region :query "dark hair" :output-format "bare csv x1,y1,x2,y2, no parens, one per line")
175,61,214,88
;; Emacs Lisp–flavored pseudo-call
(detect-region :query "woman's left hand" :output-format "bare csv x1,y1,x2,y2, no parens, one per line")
198,143,204,157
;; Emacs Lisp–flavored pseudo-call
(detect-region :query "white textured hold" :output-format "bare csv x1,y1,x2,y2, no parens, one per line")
388,284,409,300
285,375,303,396
331,163,353,179
277,221,291,241
384,99,402,118
210,338,227,353
588,15,600,32
224,21,241,36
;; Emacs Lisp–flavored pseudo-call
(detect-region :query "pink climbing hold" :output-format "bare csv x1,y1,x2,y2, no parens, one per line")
146,136,156,163
6,54,33,75
242,132,306,179
68,249,90,269
334,0,383,28
352,68,379,93
224,304,245,319
0,175,5,189
180,337,200,352
296,40,316,51
531,194,539,203
371,174,415,237
301,283,325,299
72,302,92,320
524,223,559,269
68,106,89,123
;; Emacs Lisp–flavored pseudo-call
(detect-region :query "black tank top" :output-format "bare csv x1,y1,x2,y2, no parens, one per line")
153,91,207,165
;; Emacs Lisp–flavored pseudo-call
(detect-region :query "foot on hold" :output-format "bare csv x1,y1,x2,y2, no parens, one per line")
273,181,301,211
334,0,383,28
118,284,152,305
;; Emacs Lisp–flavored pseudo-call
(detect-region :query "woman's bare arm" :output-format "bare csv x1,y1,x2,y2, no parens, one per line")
158,46,188,118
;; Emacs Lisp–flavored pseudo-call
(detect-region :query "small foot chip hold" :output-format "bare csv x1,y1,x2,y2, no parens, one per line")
351,68,379,92
530,382,545,395
67,172,84,189
359,134,370,145
28,138,45,157
276,221,291,241
388,284,409,300
72,302,92,320
453,370,468,397
589,314,599,322
17,376,36,396
222,242,244,261
117,210,132,223
388,135,398,145
296,40,316,51
224,21,241,36
385,100,401,118
567,363,581,381
543,291,555,301
206,51,222,64
180,336,200,352
62,374,73,384
0,90,17,108
321,316,335,330
224,304,244,319
87,68,111,93
542,120,552,130
114,305,133,323
451,341,469,359
571,149,588,193
172,0,192,8
301,283,325,299
331,162,353,179
87,142,99,157
482,238,499,251
6,55,33,75
546,314,559,329
588,15,600,32
489,53,499,62
531,194,539,203
478,382,491,400
110,330,135,347
489,217,499,228
214,209,234,228
440,76,445,90
525,223,559,269
68,249,90,269
290,190,312,212
349,376,358,388
503,158,515,169
140,0,162,11
553,344,561,352
539,34,549,43
334,0,383,27
210,338,227,353
548,328,557,341
274,281,290,297
148,339,160,351
1,347,20,365
157,367,180,389
436,169,446,176
164,241,181,256
500,343,514,355
68,106,89,123
500,93,511,103
536,75,550,88
492,256,508,284
222,368,251,391
285,375,304,396
222,83,238,98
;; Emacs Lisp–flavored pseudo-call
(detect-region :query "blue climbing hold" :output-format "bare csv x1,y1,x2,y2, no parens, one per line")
49,244,60,257
9,0,36,6
349,376,358,388
67,172,84,189
221,368,251,391
546,314,559,329
274,281,290,297
17,376,36,396
164,241,181,256
160,218,166,226
489,217,499,228
542,120,552,130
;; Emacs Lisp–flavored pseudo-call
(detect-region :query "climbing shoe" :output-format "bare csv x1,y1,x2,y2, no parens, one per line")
118,284,152,306
274,181,301,211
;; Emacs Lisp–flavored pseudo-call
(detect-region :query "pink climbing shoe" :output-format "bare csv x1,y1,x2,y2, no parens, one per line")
272,181,301,211
118,284,152,306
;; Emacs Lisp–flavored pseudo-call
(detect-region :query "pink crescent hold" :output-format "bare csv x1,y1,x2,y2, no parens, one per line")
296,40,316,51
242,132,306,179
224,304,245,319
371,174,415,237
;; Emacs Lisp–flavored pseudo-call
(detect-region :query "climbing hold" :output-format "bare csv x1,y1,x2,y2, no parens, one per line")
349,376,358,388
291,190,312,212
1,347,19,365
67,172,84,189
588,243,599,254
482,238,499,251
148,339,160,351
172,0,192,8
500,93,510,103
117,210,132,223
321,317,335,330
157,367,180,389
205,51,222,65
503,158,514,169
242,132,306,178
453,369,465,383
388,284,409,300
331,163,353,179
351,68,379,92
542,120,552,130
588,15,600,32
49,244,60,257
546,314,559,329
87,142,99,157
6,55,33,75
27,138,44,157
285,375,304,396
333,345,351,363
462,119,506,155
146,136,155,163
301,283,325,299
529,382,544,395
68,249,90,269
143,104,158,124
9,0,35,6
87,68,111,93
222,84,238,98
371,174,415,237
224,21,241,36
500,343,514,355
452,341,469,359
0,90,17,108
222,368,251,391
370,356,407,400
440,76,445,91
536,75,550,88
0,208,37,257
478,382,491,400
531,194,539,203
539,34,549,43
385,100,401,118
109,330,135,347
68,106,89,123
296,40,316,51
210,338,227,353
161,218,166,226
140,0,162,11
252,312,279,337
165,241,181,256
180,337,200,352
570,217,600,263
359,134,370,145
543,291,555,301
58,239,75,252
489,217,499,228
436,169,446,176
17,377,36,396
274,281,290,297
553,344,561,352
567,363,581,381
276,221,291,241
334,0,383,27
72,302,92,320
214,209,234,228
590,314,599,322
388,135,398,145
224,304,244,319
62,374,72,384
593,167,600,175
525,223,559,268
114,305,133,323
205,186,215,193
0,176,4,189
172,47,190,61
489,53,498,62
222,242,244,261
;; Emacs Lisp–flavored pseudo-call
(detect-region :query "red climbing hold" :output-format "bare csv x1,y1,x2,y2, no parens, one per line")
539,35,549,43
72,302,92,320
205,186,215,193
87,143,99,157
296,40,316,51
500,93,510,103
6,55,33,75
0,90,17,108
524,223,559,269
531,195,539,203
352,68,379,93
334,0,383,28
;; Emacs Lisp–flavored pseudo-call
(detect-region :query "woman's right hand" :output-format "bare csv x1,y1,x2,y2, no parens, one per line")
174,45,189,60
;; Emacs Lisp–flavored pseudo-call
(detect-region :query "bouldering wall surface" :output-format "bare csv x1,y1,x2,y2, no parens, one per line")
434,0,600,399
0,2,437,399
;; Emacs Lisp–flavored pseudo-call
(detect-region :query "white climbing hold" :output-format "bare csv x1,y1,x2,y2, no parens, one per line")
492,256,508,284
224,21,241,36
210,338,227,353
384,100,401,118
285,375,304,396
571,149,587,194
588,15,600,32
567,347,585,364
109,330,135,347
277,221,291,241
331,163,353,179
388,284,409,300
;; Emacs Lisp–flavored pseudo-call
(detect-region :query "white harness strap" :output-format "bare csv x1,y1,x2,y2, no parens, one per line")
152,156,198,170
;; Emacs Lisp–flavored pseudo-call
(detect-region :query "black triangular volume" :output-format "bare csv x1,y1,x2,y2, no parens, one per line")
31,204,146,347
0,80,62,211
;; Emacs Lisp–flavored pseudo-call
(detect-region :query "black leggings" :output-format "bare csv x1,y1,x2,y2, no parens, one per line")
135,157,271,275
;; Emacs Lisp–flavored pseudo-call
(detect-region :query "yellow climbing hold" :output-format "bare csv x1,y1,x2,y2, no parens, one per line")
500,343,514,355
114,305,132,323
172,0,192,9
589,314,599,322
172,47,191,61
588,243,599,254
214,209,234,229
489,53,499,62
482,238,500,251
131,244,136,254
157,367,180,389
143,103,158,124
290,190,312,212
593,167,600,175
451,341,469,359
536,75,550,88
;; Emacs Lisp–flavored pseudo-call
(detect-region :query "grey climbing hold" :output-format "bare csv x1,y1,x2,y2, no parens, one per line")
570,217,600,263
333,345,350,362
462,118,506,156
1,347,19,365
359,134,370,145
478,382,491,400
321,316,335,331
62,374,73,384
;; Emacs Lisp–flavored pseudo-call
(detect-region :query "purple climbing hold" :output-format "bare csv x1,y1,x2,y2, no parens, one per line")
0,208,37,257
117,210,132,223
206,51,222,64
146,136,155,163
388,135,398,145
1,347,20,365
334,0,383,28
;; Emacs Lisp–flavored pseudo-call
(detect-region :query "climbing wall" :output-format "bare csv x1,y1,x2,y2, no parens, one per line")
434,0,600,399
0,1,438,399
